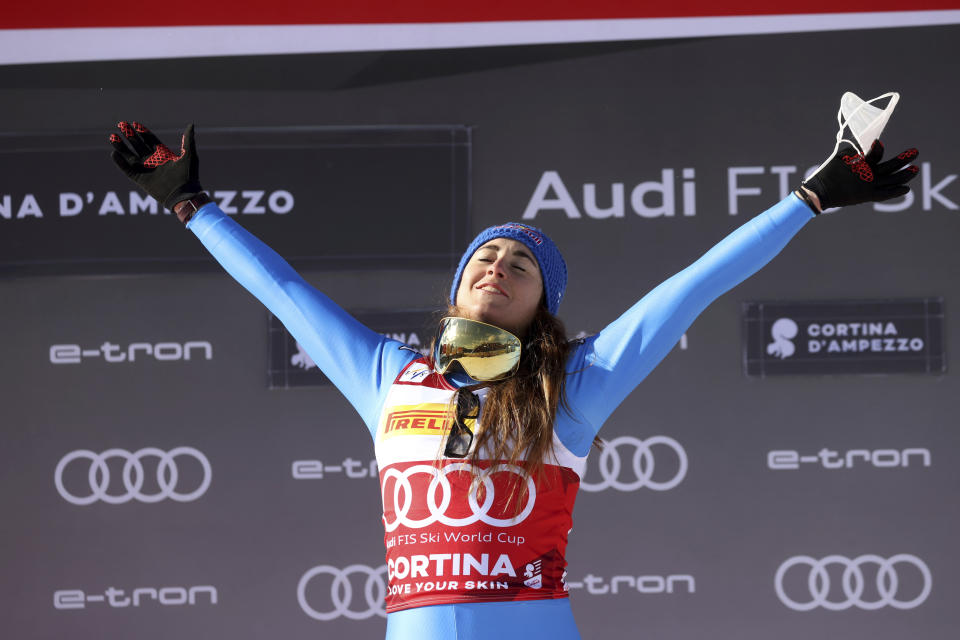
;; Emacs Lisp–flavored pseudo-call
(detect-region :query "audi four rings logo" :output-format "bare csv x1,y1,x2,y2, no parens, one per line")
297,565,388,621
55,447,212,505
382,463,536,531
581,436,688,492
775,554,932,611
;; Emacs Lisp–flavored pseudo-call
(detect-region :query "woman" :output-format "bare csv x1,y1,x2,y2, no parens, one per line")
109,120,918,639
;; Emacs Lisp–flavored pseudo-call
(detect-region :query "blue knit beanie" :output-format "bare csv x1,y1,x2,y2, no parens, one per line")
449,222,567,315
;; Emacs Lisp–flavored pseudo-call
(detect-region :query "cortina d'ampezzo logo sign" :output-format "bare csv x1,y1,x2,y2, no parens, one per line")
1,126,470,276
743,298,945,376
766,318,798,359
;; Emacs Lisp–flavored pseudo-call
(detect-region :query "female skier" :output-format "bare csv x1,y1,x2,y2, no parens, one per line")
109,119,918,639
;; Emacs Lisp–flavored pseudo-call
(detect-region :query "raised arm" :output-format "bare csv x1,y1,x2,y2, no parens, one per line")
559,139,920,450
563,195,810,435
108,121,416,436
186,203,416,434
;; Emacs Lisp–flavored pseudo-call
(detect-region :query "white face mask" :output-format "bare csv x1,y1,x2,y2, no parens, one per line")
840,91,900,155
808,91,900,179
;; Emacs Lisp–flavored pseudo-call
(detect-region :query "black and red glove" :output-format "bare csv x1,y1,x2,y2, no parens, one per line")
109,121,204,215
801,140,919,213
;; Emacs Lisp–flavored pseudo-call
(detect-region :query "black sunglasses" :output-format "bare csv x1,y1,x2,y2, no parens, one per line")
444,388,479,458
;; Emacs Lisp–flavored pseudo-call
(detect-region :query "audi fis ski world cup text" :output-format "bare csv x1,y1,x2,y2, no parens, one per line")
726,164,957,214
389,532,527,550
520,162,957,219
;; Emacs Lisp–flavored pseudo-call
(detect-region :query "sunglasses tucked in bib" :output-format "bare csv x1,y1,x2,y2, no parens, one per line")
374,358,588,613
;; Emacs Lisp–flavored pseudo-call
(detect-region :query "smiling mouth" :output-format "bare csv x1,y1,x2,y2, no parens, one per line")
476,283,508,297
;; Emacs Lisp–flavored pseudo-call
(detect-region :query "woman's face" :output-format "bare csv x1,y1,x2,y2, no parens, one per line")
455,238,544,335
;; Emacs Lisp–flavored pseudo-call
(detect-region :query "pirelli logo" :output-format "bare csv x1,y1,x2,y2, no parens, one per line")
381,403,453,437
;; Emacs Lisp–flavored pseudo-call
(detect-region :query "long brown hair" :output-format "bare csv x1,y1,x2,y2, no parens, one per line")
428,303,599,490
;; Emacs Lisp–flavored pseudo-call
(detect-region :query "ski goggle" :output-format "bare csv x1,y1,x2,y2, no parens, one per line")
432,317,522,382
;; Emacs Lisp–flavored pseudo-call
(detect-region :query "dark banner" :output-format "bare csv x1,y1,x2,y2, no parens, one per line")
742,298,945,376
0,126,470,275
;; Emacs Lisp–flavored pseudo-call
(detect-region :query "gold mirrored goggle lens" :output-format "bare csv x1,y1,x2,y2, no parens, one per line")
433,317,522,381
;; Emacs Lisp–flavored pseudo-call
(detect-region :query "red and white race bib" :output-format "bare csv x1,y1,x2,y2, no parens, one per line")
374,359,587,612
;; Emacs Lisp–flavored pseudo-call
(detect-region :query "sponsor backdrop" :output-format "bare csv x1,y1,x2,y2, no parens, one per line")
1,6,958,640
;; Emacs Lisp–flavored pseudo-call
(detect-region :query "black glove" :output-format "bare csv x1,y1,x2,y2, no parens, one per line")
801,140,919,213
109,121,203,210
